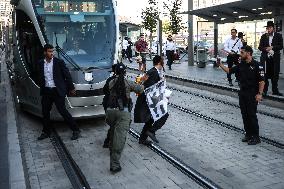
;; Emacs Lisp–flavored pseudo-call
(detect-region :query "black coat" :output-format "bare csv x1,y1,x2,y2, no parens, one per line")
38,57,75,97
258,32,283,77
134,67,161,123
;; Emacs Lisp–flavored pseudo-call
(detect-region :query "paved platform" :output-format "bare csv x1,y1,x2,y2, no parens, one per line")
123,58,284,95
129,87,284,189
0,52,26,189
56,119,202,189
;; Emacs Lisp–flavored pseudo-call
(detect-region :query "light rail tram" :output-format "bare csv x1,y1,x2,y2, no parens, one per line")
10,0,118,119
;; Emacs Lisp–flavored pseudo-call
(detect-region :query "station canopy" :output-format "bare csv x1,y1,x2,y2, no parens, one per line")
185,0,284,24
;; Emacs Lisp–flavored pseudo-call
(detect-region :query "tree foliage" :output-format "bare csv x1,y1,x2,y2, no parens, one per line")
141,0,159,33
164,0,184,34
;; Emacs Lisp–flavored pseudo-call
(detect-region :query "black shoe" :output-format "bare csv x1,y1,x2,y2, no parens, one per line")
241,135,251,142
138,140,152,145
37,132,50,140
229,81,233,86
145,131,159,143
272,92,283,96
248,137,261,145
71,130,81,140
110,166,122,173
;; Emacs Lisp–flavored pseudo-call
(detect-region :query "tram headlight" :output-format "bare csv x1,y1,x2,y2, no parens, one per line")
84,72,93,82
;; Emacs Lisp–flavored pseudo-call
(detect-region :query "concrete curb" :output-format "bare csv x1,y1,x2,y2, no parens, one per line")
1,54,27,189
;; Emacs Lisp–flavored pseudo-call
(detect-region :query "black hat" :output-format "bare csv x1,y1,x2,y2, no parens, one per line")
265,21,274,28
238,32,245,38
115,63,126,75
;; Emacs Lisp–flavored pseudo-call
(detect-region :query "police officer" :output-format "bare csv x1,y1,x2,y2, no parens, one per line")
104,63,147,173
217,45,265,145
102,64,117,148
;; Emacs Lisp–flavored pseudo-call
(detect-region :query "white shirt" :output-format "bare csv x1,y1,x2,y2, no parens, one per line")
269,33,274,46
224,37,242,54
122,39,129,50
155,67,164,79
165,40,176,51
44,58,56,88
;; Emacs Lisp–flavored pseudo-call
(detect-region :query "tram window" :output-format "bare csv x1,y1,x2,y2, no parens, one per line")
16,10,43,85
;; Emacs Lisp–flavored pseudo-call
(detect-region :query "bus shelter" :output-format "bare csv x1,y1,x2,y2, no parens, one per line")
183,0,284,73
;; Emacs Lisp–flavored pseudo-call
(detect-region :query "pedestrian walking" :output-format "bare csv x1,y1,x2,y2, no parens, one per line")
135,34,148,73
165,35,176,70
104,63,147,173
122,37,128,59
217,45,265,145
134,55,169,145
258,21,283,96
223,29,243,86
127,38,133,63
37,44,80,141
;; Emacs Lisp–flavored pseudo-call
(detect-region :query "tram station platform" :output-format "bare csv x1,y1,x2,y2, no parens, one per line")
0,52,26,189
122,58,284,96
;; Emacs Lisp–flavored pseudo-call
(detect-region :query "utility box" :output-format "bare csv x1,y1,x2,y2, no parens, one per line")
197,48,207,68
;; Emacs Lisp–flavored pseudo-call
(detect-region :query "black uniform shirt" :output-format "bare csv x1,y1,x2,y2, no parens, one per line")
229,59,265,95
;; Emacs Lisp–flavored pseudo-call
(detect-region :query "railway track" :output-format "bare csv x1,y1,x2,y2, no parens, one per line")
51,126,222,189
168,86,284,120
128,128,222,189
126,66,284,103
168,102,284,149
50,129,91,189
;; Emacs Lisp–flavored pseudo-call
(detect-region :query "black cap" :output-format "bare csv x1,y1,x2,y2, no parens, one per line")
115,63,126,75
238,32,245,38
265,21,274,28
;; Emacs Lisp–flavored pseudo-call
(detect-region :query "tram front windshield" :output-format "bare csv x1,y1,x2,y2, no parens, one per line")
34,0,116,69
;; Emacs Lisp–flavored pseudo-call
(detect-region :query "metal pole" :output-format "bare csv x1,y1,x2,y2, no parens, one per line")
188,0,194,66
159,19,163,56
213,22,218,67
254,20,257,49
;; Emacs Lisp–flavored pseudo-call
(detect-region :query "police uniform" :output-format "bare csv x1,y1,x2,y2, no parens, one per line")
105,74,144,172
229,59,264,143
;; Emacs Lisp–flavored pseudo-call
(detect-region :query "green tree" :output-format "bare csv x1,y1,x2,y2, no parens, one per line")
141,0,160,57
164,0,184,34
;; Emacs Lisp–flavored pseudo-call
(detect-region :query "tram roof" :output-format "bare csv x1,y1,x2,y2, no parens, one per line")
182,0,284,24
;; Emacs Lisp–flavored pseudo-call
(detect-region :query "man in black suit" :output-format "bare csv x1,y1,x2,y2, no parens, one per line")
134,55,169,144
258,21,283,96
37,44,80,140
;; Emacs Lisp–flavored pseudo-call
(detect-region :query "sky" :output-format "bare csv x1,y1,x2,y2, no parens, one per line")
116,0,188,18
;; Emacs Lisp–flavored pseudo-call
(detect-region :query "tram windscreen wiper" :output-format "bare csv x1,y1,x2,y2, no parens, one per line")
56,46,82,71
53,32,82,71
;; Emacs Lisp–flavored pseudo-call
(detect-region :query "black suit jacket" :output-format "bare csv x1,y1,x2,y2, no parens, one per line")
134,67,161,123
38,57,75,97
258,32,283,75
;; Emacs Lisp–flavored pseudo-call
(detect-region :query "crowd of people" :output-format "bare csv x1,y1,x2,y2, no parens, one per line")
36,20,282,174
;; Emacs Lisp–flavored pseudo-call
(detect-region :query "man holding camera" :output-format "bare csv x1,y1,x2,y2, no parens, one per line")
224,29,243,86
217,45,265,145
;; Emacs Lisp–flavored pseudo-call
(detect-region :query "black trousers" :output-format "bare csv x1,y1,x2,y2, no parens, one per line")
264,58,280,94
264,76,280,94
227,54,239,82
166,50,175,69
139,113,169,142
41,88,79,134
239,93,259,138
